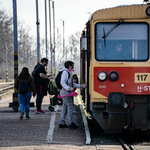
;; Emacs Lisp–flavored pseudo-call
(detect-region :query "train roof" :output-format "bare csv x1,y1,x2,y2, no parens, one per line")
88,4,149,21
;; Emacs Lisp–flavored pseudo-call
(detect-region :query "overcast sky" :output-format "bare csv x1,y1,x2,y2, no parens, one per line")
0,0,143,41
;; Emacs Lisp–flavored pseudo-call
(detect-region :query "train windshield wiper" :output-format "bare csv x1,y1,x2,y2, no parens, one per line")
102,19,124,47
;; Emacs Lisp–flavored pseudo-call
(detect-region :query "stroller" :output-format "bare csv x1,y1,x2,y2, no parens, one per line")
48,81,63,111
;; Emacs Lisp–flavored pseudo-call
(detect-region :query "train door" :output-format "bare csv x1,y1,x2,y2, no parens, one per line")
80,22,91,113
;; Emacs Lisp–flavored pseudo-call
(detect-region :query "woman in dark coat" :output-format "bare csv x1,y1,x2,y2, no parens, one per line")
15,67,36,120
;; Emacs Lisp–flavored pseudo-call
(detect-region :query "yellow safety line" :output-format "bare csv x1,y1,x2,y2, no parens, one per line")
76,94,91,117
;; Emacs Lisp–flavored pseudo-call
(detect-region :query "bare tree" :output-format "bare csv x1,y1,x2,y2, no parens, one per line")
0,7,37,78
68,32,81,60
0,8,14,78
55,31,81,75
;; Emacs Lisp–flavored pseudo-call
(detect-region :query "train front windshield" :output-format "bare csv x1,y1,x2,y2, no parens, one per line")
95,22,149,61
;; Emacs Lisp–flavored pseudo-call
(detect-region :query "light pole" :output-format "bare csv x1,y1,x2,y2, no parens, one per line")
5,42,8,82
49,0,53,76
45,0,48,73
36,0,40,63
56,27,60,72
12,0,19,112
60,19,65,65
52,1,56,77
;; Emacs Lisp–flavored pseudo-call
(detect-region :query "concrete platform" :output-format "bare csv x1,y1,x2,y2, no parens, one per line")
0,94,92,150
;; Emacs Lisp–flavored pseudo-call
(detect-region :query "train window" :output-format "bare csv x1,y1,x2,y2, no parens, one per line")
95,22,149,61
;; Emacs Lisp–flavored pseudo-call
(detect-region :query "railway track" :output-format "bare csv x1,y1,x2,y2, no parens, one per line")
88,117,150,149
92,135,135,150
117,136,135,150
0,84,14,97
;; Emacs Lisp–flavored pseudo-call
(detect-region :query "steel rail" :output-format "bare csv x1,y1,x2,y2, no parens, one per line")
0,85,14,97
0,85,14,92
117,136,135,150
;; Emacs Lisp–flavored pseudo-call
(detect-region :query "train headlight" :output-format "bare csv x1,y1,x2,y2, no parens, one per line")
109,71,119,82
146,6,150,16
97,71,107,81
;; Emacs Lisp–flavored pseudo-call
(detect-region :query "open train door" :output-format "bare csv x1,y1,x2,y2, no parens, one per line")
80,22,91,113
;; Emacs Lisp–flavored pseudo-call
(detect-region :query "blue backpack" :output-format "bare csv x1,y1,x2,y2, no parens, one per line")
19,80,27,94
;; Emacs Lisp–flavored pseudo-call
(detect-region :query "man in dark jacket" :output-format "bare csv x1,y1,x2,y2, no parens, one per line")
34,58,51,114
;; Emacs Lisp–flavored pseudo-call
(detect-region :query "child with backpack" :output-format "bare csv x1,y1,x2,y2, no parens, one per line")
57,61,87,129
15,67,36,120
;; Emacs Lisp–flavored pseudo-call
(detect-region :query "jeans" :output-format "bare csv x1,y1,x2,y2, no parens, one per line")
59,96,73,125
36,84,47,110
18,92,32,116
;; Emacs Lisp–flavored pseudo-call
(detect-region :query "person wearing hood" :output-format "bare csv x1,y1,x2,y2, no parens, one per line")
59,61,87,129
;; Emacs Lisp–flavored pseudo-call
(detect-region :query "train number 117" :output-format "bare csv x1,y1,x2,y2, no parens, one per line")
136,75,148,81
